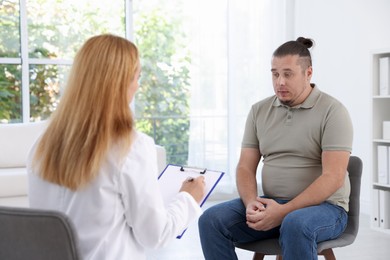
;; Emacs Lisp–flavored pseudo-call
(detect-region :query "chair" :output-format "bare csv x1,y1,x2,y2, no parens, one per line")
0,206,80,260
235,156,363,260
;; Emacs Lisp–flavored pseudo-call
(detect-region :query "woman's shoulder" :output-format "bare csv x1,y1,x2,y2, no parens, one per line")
132,131,155,148
124,131,157,161
119,130,158,178
109,130,156,165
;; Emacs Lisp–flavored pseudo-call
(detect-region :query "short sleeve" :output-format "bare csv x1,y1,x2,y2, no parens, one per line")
242,106,259,148
322,102,353,152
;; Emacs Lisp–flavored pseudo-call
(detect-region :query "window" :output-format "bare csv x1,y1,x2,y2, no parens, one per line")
0,0,290,195
133,0,277,192
0,0,127,123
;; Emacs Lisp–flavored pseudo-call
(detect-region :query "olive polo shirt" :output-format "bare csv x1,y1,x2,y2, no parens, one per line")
242,85,353,211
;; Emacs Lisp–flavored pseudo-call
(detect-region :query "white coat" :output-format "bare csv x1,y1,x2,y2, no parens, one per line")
28,131,202,259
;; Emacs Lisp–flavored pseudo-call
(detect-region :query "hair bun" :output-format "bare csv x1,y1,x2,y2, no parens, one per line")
296,37,314,49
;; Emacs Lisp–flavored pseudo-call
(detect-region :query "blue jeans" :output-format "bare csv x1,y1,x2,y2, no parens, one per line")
198,198,347,260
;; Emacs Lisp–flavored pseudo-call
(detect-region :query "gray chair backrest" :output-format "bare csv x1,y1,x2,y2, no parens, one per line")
0,206,80,260
317,155,363,251
345,156,363,237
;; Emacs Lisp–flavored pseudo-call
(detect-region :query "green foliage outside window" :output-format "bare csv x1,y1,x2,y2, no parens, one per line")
0,64,21,121
134,8,191,165
0,2,191,165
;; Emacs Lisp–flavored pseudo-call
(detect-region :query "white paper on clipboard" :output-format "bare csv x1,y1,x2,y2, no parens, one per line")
157,164,225,238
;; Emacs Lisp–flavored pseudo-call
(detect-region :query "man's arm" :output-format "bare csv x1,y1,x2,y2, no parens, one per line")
247,150,350,231
236,147,261,207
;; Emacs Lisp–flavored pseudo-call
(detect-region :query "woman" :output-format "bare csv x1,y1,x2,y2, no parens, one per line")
27,34,205,259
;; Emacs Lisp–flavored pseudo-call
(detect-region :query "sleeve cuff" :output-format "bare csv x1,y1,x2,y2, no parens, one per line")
179,191,203,217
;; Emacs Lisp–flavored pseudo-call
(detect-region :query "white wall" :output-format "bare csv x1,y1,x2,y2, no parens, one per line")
293,0,390,214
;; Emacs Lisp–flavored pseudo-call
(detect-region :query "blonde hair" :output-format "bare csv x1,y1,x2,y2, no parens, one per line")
34,34,139,190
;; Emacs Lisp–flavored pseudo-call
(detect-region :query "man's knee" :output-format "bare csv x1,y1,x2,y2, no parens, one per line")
199,207,214,229
280,210,310,237
199,203,227,233
199,199,245,230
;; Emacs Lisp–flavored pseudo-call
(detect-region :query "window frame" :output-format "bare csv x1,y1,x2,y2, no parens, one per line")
0,0,133,123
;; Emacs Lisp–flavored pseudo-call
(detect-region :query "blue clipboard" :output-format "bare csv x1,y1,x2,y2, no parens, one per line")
158,164,225,238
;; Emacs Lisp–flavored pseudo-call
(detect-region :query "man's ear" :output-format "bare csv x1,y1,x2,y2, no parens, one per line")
306,66,313,80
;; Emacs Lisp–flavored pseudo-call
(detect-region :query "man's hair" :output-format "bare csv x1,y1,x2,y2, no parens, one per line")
33,34,139,190
273,37,314,70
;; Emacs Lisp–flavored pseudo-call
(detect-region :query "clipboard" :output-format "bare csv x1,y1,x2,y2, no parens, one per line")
158,164,225,238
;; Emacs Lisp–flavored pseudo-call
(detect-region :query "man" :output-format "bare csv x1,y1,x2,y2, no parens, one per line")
198,37,353,260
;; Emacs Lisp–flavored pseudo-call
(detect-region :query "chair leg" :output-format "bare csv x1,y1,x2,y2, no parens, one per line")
254,251,336,260
321,248,336,260
254,249,334,260
252,253,283,260
254,250,336,260
252,253,265,260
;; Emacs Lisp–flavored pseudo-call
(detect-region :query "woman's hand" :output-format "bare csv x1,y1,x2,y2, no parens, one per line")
179,176,206,204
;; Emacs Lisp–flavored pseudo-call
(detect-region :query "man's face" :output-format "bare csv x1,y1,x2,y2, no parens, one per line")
271,54,312,107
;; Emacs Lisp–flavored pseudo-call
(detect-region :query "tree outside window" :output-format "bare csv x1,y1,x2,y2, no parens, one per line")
0,0,191,165
134,7,191,165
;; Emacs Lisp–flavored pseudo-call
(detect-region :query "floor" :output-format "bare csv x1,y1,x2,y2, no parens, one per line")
146,201,390,260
